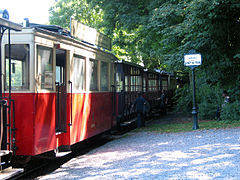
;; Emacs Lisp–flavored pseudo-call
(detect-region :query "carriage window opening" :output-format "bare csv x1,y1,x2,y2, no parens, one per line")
130,75,142,92
100,61,109,91
143,76,147,92
56,49,66,84
5,44,29,90
130,76,135,92
72,55,85,91
125,76,129,91
162,79,168,90
37,46,53,90
149,79,157,91
56,66,64,83
89,59,98,91
116,73,122,92
111,63,114,85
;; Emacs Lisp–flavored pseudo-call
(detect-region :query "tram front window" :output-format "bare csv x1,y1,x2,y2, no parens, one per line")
5,44,29,90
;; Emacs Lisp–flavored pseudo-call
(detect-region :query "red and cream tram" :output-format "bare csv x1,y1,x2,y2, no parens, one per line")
1,23,116,157
0,19,177,173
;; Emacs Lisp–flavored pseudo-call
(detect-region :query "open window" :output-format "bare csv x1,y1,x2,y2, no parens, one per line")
5,44,29,90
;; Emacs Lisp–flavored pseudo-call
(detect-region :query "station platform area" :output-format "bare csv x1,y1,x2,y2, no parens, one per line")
36,122,240,180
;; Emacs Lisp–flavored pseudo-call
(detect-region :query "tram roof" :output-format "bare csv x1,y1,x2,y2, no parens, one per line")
115,60,144,69
0,17,22,31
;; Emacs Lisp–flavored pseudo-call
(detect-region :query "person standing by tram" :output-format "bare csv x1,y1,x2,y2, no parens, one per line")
132,92,147,128
160,90,168,115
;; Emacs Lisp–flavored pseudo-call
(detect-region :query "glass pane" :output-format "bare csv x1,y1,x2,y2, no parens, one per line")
125,76,128,91
100,61,109,91
162,80,168,90
56,66,61,83
37,46,53,90
72,55,85,91
89,59,98,91
5,44,29,90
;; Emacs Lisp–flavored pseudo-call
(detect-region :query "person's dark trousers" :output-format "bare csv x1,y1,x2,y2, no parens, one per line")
137,113,143,127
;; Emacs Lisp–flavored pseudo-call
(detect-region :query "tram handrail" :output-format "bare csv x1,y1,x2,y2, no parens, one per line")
68,80,72,126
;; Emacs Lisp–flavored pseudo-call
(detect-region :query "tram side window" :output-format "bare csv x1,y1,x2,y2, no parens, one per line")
125,76,129,91
5,44,29,90
37,46,53,90
89,59,98,91
149,79,157,91
143,77,146,92
130,76,142,92
162,79,168,90
116,73,122,92
136,76,142,91
100,61,109,91
72,55,85,91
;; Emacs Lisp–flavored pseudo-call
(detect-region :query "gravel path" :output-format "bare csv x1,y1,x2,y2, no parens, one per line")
37,127,240,180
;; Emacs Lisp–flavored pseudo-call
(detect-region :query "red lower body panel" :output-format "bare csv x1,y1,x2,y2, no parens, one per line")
10,92,115,156
69,92,114,145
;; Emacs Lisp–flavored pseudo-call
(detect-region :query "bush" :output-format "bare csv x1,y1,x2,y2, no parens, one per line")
197,83,222,120
174,84,192,113
221,101,240,122
174,81,223,120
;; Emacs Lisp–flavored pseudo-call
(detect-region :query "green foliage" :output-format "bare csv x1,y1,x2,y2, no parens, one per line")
49,0,240,120
174,72,223,120
221,101,240,122
49,0,104,31
197,83,222,120
174,84,192,113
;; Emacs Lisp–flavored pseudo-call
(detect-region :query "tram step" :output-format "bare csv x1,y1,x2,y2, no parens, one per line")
56,151,72,158
0,150,10,157
120,118,137,127
0,167,23,180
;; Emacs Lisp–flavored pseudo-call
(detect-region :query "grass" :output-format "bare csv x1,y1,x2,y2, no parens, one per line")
133,120,240,133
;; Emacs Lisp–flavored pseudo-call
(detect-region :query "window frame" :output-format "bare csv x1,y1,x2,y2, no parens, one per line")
72,54,86,92
36,45,54,91
100,61,110,91
4,44,30,91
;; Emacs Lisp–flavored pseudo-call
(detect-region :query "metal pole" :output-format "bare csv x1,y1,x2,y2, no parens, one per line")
0,27,6,98
8,29,11,97
8,29,12,150
192,68,199,130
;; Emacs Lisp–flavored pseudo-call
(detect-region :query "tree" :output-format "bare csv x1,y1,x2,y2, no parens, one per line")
49,0,240,118
49,0,104,30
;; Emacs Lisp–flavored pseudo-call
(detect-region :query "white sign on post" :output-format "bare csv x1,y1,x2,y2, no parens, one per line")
184,54,202,67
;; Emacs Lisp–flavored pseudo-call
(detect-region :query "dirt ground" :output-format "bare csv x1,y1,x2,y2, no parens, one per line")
149,111,193,125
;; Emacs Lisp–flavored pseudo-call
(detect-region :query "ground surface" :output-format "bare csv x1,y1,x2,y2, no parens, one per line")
37,114,240,180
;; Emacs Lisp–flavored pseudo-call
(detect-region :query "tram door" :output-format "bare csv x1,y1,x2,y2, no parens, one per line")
55,49,67,133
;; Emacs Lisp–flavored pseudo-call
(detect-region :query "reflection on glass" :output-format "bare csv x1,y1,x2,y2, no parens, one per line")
89,59,98,91
37,46,53,90
72,55,85,91
101,61,109,91
5,44,29,90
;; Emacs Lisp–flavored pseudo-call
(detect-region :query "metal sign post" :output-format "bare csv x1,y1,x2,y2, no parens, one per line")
184,50,202,130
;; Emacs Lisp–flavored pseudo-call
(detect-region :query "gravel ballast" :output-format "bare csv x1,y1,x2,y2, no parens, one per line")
38,128,240,180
